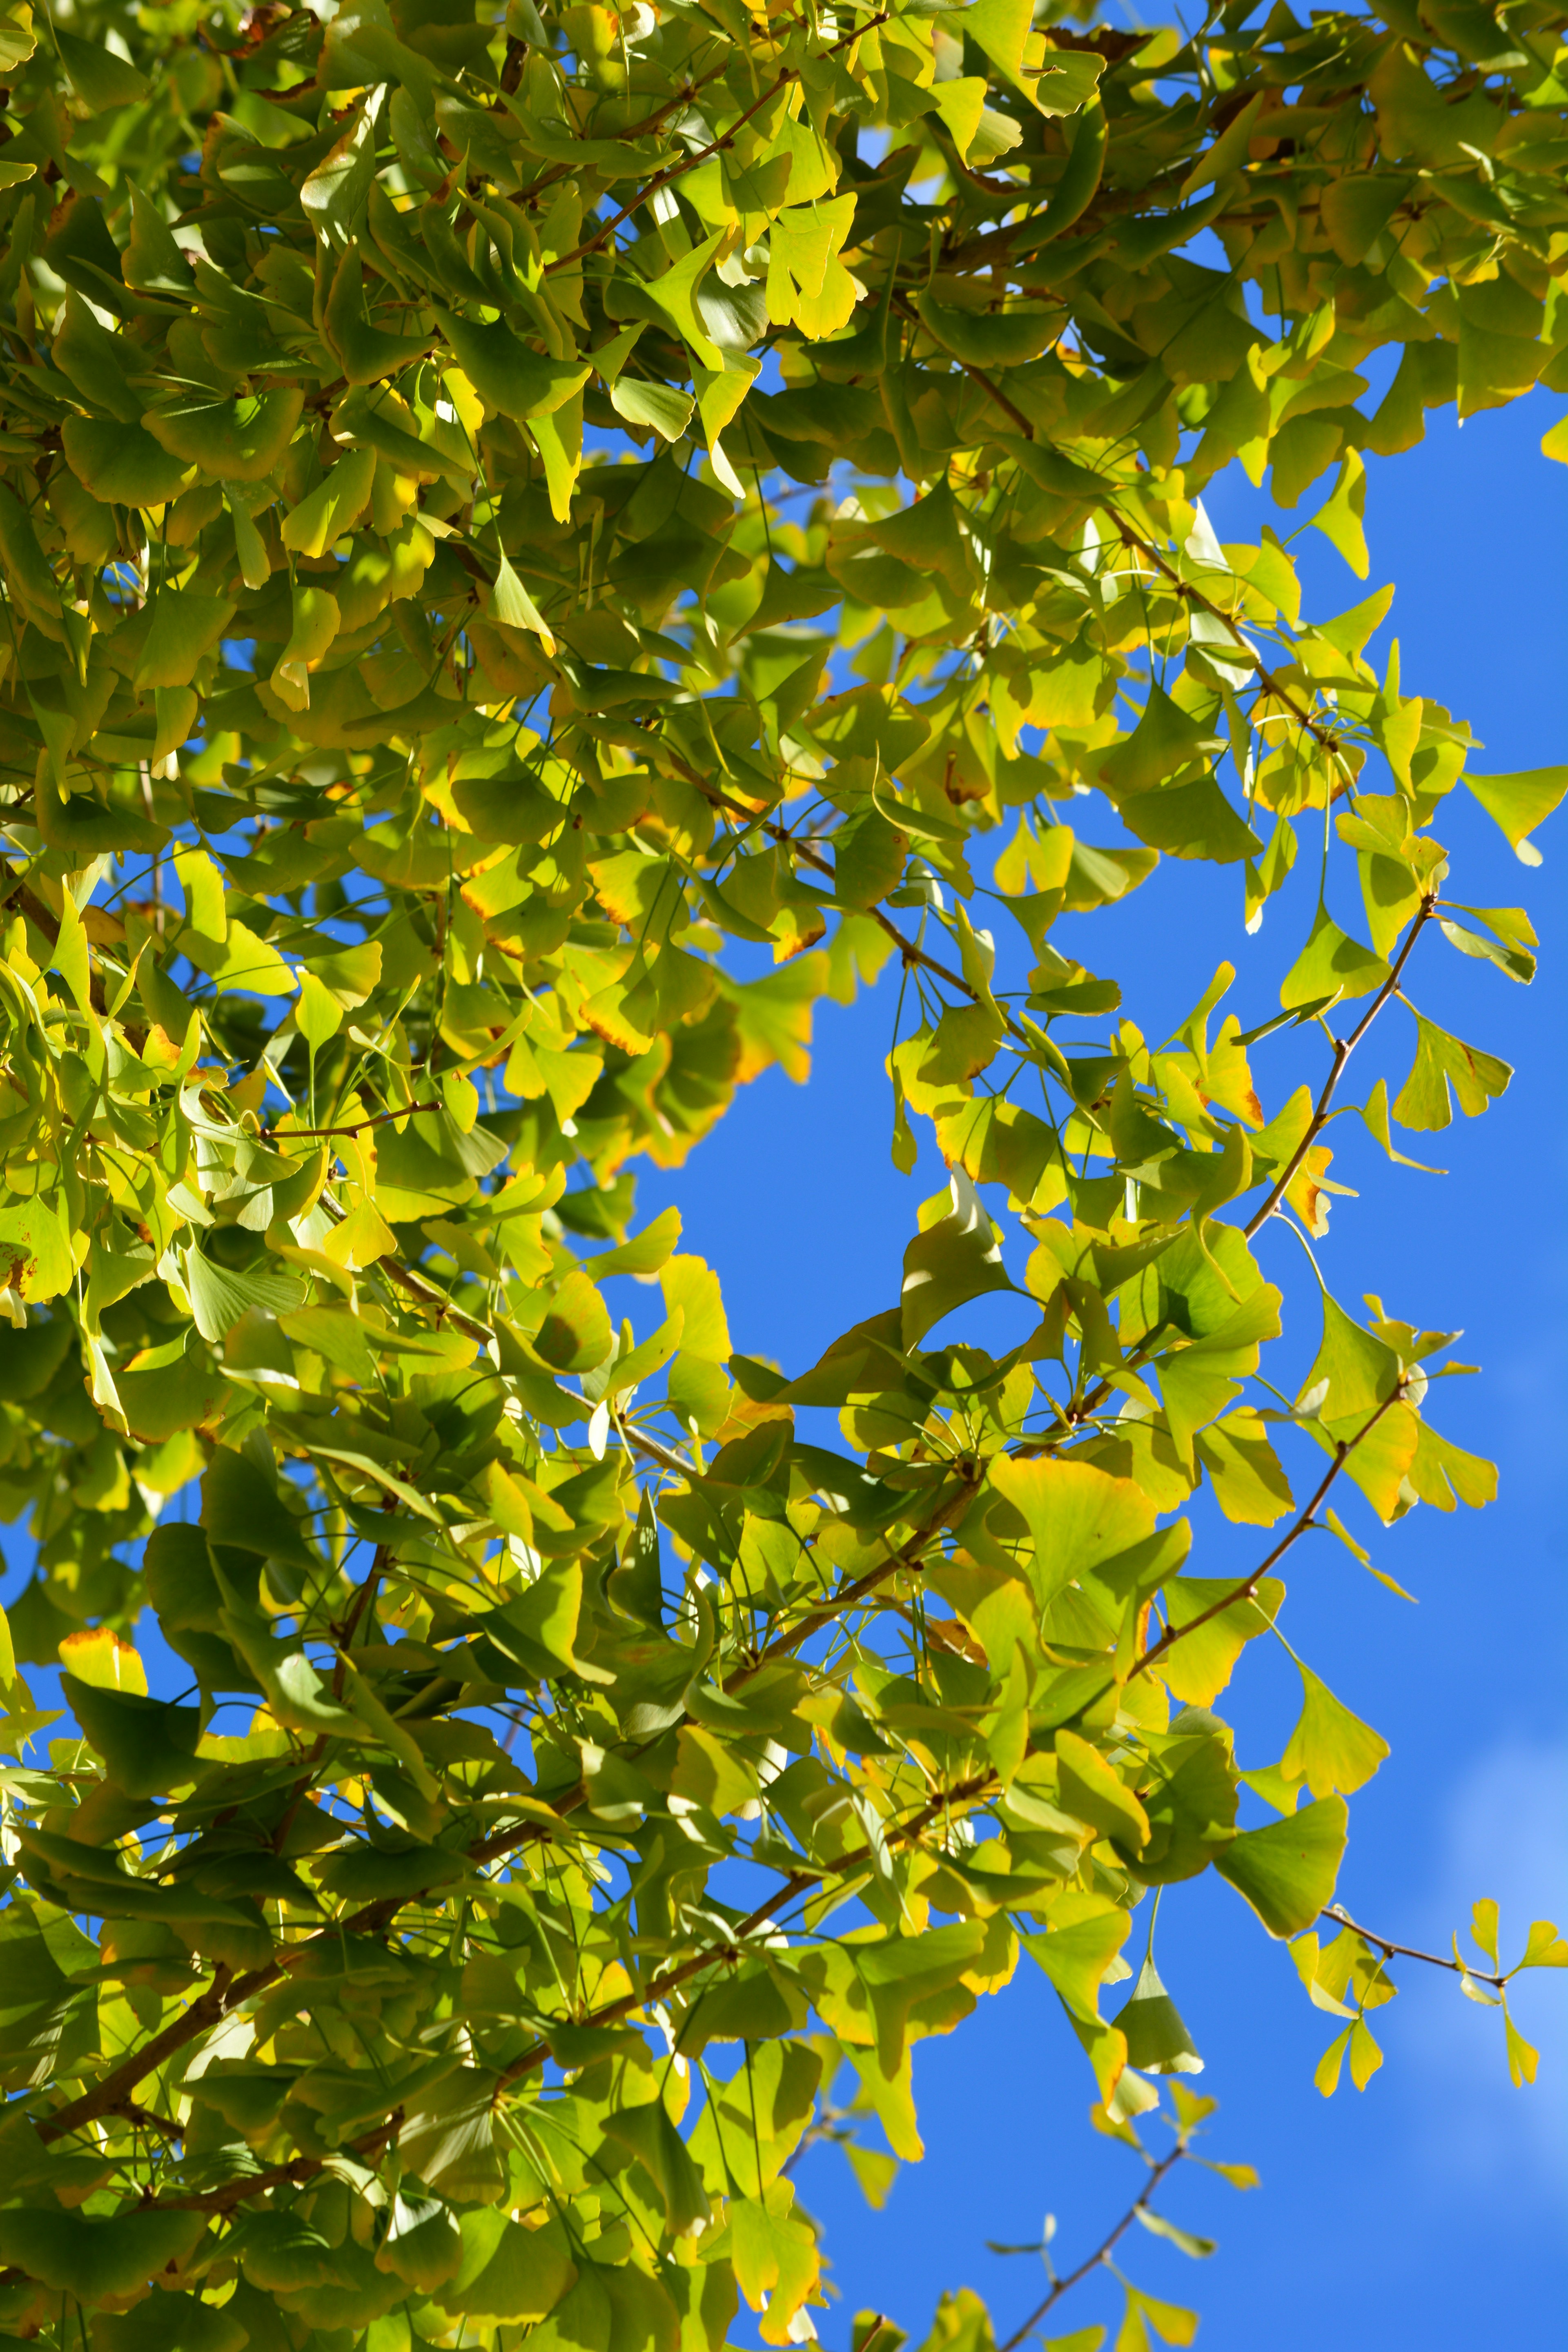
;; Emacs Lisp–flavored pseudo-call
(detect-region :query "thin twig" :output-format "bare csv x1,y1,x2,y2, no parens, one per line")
744,1465,981,1675
996,2145,1188,2352
1242,896,1435,1238
492,1762,998,2089
668,751,1010,1028
1319,1904,1507,1990
27,1424,1475,2166
1128,1389,1405,1680
263,1100,441,1143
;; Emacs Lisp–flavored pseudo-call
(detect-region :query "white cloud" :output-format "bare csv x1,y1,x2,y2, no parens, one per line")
1390,1741,1568,2206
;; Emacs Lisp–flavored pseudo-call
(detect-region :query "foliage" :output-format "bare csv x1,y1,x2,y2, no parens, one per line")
0,0,1564,2345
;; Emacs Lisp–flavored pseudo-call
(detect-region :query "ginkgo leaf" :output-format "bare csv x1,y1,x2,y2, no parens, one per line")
182,1249,306,1344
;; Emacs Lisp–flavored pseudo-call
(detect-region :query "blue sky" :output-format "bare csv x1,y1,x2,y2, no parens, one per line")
617,390,1568,2345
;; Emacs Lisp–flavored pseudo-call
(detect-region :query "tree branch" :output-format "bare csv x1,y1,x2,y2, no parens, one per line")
1242,895,1435,1239
1318,1903,1507,1990
1128,1389,1405,1682
21,1370,1402,2155
492,1763,999,2090
264,1101,442,1143
996,2144,1189,2352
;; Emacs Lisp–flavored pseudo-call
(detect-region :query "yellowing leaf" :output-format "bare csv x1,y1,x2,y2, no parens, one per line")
58,1626,147,1695
1281,1662,1390,1797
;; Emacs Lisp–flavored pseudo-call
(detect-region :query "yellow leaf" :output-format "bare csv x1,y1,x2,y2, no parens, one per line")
59,1627,147,1695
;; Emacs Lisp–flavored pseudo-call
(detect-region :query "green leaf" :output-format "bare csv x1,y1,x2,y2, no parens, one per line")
55,293,145,421
96,2293,245,2352
1391,1015,1511,1130
1516,1920,1568,1971
488,552,555,643
55,29,151,108
1279,908,1389,1011
604,2098,713,2235
135,588,236,690
437,2208,577,2319
1215,1795,1349,1936
1463,765,1568,864
1504,2011,1539,2086
182,1247,306,1343
1117,776,1262,865
901,1170,1012,1346
1308,450,1369,577
533,1268,615,1372
610,377,696,442
1280,1662,1390,1797
0,2209,204,2299
281,444,376,559
142,390,305,481
374,2196,464,2294
1132,2205,1216,2259
1098,684,1216,799
60,1675,201,1797
434,310,590,423
1111,1956,1204,2075
1297,1292,1403,1421
1055,1730,1152,1854
200,1444,319,1570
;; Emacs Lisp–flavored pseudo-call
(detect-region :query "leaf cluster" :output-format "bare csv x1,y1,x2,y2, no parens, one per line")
0,0,1563,2348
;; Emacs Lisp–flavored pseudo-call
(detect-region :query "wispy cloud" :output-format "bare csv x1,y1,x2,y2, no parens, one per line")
1390,1741,1568,2208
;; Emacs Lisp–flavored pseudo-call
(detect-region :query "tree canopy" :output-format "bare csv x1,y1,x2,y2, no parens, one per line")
0,0,1564,2346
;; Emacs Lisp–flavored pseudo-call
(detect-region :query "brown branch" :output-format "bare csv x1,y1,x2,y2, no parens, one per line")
31,1514,976,2141
38,1972,235,2145
105,2098,183,2143
996,2144,1189,2352
29,1362,1395,2149
138,2110,404,2216
25,1409,1410,2178
1318,1903,1507,1991
368,1233,493,1346
264,1100,441,1143
1242,895,1435,1239
1129,1387,1405,1682
40,1754,995,2215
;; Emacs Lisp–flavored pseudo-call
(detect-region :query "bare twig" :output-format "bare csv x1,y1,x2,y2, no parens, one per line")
996,2145,1189,2352
1318,1904,1507,1991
